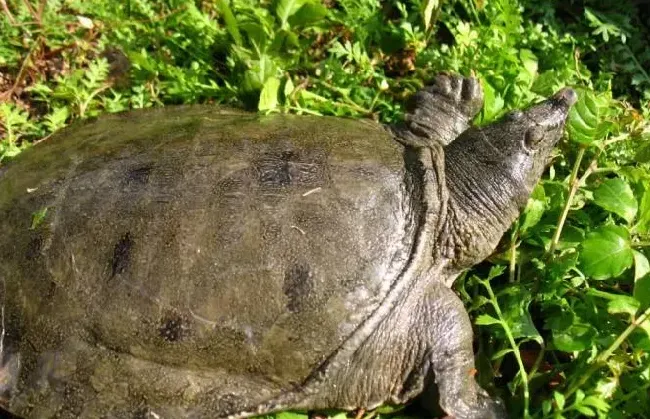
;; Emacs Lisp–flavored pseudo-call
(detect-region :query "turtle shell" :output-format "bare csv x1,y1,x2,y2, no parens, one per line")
0,106,436,415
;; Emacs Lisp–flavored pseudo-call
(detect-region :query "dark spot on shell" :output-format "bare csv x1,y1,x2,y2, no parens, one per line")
254,149,328,187
111,233,133,278
256,151,294,186
26,235,43,260
125,166,152,185
159,314,187,342
283,263,313,312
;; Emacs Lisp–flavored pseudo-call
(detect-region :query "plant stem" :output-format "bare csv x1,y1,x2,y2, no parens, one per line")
482,280,531,418
549,146,586,255
0,0,15,25
563,306,650,400
509,225,518,283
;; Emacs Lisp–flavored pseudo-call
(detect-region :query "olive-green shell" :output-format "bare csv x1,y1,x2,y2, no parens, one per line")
0,106,425,403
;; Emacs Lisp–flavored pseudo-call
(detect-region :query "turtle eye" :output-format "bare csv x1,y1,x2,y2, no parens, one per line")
507,110,524,120
524,128,545,149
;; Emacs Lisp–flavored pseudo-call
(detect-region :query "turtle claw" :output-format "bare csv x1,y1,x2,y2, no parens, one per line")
423,74,483,121
403,73,484,146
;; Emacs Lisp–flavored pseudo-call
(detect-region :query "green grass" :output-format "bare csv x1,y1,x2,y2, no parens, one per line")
2,0,650,418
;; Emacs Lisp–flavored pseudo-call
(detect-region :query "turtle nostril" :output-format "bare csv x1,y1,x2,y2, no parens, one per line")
554,88,578,106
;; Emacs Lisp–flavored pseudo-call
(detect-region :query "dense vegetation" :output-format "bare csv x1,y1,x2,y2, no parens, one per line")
1,0,649,417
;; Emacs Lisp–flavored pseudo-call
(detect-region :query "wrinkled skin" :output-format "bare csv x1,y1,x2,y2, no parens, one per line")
0,74,576,419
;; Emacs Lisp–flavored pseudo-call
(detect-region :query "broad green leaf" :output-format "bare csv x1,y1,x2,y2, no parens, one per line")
499,286,543,342
634,136,650,162
592,177,637,223
567,90,608,145
240,21,268,48
275,0,305,28
475,314,501,326
636,276,650,309
557,225,586,251
634,250,650,280
553,322,596,352
242,56,277,93
633,182,650,234
634,250,650,307
607,295,640,317
519,49,538,82
258,76,281,111
580,225,634,280
289,2,328,27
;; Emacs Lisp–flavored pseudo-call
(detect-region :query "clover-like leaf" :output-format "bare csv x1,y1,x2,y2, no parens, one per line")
592,177,638,223
580,225,633,280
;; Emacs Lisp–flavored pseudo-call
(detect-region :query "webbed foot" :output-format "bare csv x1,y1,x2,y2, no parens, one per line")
404,73,484,145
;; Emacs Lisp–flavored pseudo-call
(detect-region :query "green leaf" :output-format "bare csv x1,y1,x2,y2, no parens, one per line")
283,77,295,101
520,184,546,233
567,90,608,145
215,0,242,45
574,404,596,416
583,395,611,412
490,348,514,360
420,0,441,31
634,250,650,280
475,314,502,326
634,136,650,163
607,295,640,317
634,182,650,234
258,76,281,111
479,79,504,123
592,178,638,223
499,287,543,342
288,2,328,27
634,251,650,308
580,225,634,280
30,207,48,230
553,322,596,352
275,412,308,419
275,0,305,28
554,391,566,410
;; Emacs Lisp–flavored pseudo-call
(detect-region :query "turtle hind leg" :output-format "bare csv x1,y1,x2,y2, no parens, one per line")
404,73,484,145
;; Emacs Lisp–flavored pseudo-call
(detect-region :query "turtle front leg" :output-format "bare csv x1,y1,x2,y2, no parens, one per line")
404,74,483,145
421,281,506,419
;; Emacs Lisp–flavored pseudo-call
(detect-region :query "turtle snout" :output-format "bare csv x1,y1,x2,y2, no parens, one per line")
553,87,578,107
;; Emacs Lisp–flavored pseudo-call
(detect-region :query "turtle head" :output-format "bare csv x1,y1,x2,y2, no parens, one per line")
441,88,576,271
477,87,577,195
